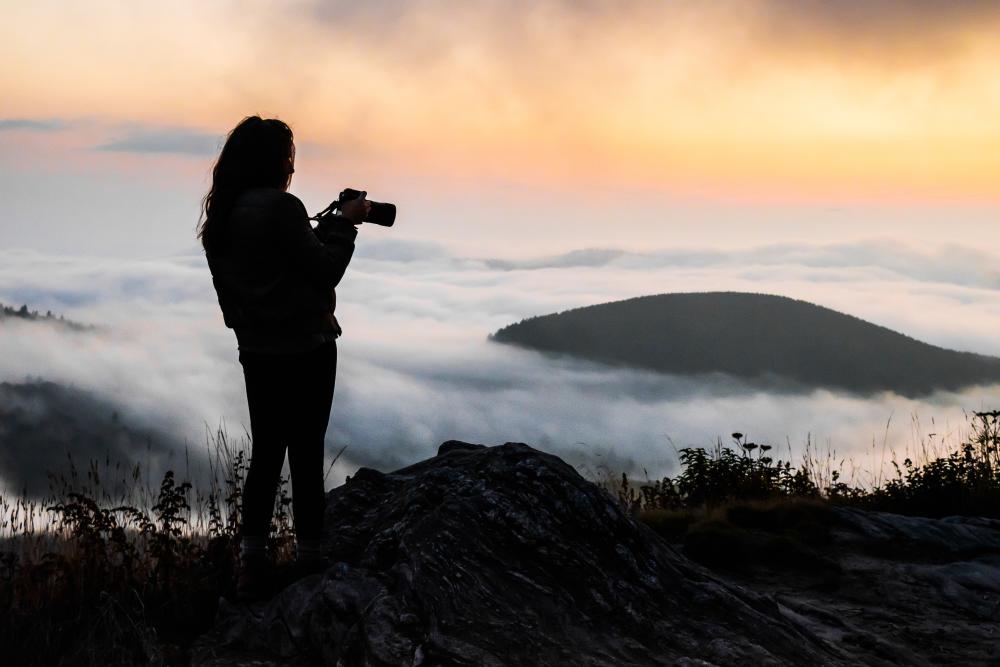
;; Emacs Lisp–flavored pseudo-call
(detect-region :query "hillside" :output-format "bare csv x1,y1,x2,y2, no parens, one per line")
490,292,1000,396
0,380,178,494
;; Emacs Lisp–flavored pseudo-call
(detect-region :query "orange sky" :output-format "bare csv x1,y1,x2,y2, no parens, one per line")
3,0,1000,203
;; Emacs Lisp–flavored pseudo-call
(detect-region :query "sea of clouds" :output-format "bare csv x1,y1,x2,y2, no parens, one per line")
3,237,1000,493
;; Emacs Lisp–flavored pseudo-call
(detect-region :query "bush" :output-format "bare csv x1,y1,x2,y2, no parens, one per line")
617,433,818,514
617,411,1000,520
0,426,317,666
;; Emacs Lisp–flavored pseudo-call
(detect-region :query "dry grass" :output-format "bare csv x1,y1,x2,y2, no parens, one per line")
0,425,346,666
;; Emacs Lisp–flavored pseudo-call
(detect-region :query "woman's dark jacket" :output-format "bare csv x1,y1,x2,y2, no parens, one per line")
205,187,357,354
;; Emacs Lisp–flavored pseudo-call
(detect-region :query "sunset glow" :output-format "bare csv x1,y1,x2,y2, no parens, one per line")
3,0,999,201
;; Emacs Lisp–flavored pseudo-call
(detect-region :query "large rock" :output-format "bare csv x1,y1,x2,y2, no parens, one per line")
658,501,1000,665
193,442,842,666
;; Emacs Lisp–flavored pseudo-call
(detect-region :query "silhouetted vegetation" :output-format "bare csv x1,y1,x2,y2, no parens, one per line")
0,427,330,666
616,410,1000,521
0,301,95,332
492,292,1000,396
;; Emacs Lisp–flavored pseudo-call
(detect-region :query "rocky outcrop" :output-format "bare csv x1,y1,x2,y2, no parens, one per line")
655,500,1000,666
193,441,1000,665
193,442,840,665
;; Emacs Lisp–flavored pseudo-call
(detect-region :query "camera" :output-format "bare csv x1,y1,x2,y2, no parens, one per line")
312,188,396,228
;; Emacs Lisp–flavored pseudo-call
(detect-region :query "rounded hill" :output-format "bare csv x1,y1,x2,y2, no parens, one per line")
490,292,1000,396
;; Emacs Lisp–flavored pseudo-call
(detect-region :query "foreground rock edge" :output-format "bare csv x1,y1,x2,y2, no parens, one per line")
192,441,1000,666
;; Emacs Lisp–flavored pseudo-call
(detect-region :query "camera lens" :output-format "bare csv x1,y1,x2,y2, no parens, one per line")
366,202,396,227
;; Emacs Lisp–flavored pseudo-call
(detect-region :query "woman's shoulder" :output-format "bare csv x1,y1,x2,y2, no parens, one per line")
235,188,307,216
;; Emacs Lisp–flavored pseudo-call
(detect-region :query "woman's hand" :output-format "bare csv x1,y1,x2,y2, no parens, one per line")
340,196,371,225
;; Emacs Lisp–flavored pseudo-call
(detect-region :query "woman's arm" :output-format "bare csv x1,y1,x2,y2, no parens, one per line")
273,193,356,289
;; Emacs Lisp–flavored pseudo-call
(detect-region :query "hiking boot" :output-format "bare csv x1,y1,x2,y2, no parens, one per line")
236,553,273,602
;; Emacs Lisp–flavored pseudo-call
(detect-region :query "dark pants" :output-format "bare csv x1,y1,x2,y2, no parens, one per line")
238,340,337,541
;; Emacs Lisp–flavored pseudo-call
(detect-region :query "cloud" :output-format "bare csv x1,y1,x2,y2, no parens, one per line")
5,1,1000,205
738,0,1000,68
0,117,219,156
298,1,1000,72
353,238,452,263
758,0,999,34
480,242,1000,294
95,128,222,156
0,118,68,132
2,240,1000,497
485,248,626,271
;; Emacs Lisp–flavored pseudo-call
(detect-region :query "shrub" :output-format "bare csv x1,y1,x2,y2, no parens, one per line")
617,411,1000,520
0,425,336,666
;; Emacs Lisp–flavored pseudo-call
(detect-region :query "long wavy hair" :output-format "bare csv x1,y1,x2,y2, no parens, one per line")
197,116,294,254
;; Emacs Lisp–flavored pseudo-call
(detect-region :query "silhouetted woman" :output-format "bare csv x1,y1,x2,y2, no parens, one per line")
198,116,367,600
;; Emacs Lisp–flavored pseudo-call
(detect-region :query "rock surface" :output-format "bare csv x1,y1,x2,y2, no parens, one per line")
193,442,838,665
193,442,1000,666
686,504,1000,666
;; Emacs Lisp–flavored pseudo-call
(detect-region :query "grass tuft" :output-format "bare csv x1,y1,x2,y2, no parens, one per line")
0,425,345,666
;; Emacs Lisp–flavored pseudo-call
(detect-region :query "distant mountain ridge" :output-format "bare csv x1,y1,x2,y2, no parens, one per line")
490,292,1000,396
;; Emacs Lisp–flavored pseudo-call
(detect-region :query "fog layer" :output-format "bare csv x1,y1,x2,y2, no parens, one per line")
2,239,999,491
